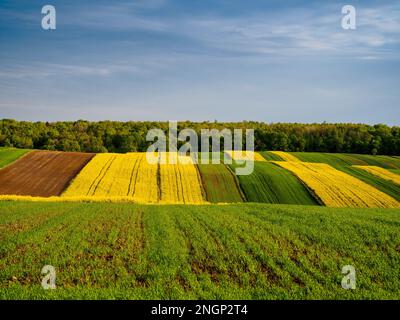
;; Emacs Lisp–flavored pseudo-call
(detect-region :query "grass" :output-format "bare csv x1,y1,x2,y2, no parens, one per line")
229,161,318,205
0,201,399,300
0,147,31,169
197,164,244,203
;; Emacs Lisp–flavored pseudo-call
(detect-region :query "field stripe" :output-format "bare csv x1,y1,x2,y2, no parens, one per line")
269,151,300,162
159,155,205,204
274,161,399,208
87,155,116,196
0,151,94,197
225,151,266,162
230,161,319,205
353,166,400,185
259,151,284,161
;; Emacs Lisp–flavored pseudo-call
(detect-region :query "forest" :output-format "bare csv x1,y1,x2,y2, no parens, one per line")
1,119,399,155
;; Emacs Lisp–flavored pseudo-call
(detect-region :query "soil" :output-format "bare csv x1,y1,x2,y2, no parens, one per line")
0,151,94,197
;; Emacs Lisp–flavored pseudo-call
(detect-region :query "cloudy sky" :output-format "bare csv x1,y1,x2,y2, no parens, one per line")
0,0,399,124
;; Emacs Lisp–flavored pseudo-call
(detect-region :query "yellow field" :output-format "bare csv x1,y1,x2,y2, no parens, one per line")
62,153,116,196
159,155,205,204
63,152,205,204
353,165,400,185
225,151,266,161
63,153,159,203
131,155,159,202
274,161,399,208
270,151,300,162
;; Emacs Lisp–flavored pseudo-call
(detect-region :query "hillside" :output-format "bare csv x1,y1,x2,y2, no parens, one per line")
0,149,399,208
1,201,399,299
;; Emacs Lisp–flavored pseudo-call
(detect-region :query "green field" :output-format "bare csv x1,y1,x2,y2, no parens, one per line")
259,151,283,161
347,154,400,169
291,152,400,169
0,148,30,168
291,152,359,166
229,161,319,205
0,201,399,299
197,164,244,203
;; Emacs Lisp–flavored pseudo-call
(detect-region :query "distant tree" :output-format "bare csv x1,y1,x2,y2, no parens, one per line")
0,119,399,155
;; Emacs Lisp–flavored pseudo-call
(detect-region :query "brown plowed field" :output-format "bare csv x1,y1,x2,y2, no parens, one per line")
0,151,94,197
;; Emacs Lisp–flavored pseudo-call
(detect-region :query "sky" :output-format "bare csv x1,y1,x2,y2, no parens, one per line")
0,0,399,124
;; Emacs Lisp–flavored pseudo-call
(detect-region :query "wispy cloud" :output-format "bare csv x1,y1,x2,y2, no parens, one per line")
0,56,182,79
175,5,400,58
55,3,400,60
2,1,398,60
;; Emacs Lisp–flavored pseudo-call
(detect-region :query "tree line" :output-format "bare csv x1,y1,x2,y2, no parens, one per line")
1,119,399,155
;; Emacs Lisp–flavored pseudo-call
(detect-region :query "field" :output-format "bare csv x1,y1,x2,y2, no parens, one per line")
1,149,399,207
0,201,399,300
1,149,400,300
274,161,399,208
274,152,400,203
269,151,300,162
354,166,400,185
0,151,94,197
64,153,205,204
259,151,284,161
0,147,31,169
225,151,266,161
197,164,244,203
229,161,318,205
339,166,400,202
290,152,400,169
63,153,159,203
159,156,205,204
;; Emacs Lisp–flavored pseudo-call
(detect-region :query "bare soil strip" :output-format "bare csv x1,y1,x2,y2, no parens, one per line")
0,151,94,197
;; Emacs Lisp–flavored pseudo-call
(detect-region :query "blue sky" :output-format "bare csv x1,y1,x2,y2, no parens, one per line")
0,0,399,124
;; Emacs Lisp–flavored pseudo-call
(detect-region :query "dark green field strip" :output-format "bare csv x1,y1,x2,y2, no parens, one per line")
346,154,400,169
389,169,400,175
291,152,364,167
289,152,400,169
0,148,31,169
197,164,244,203
1,202,400,299
259,151,284,161
229,162,319,205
